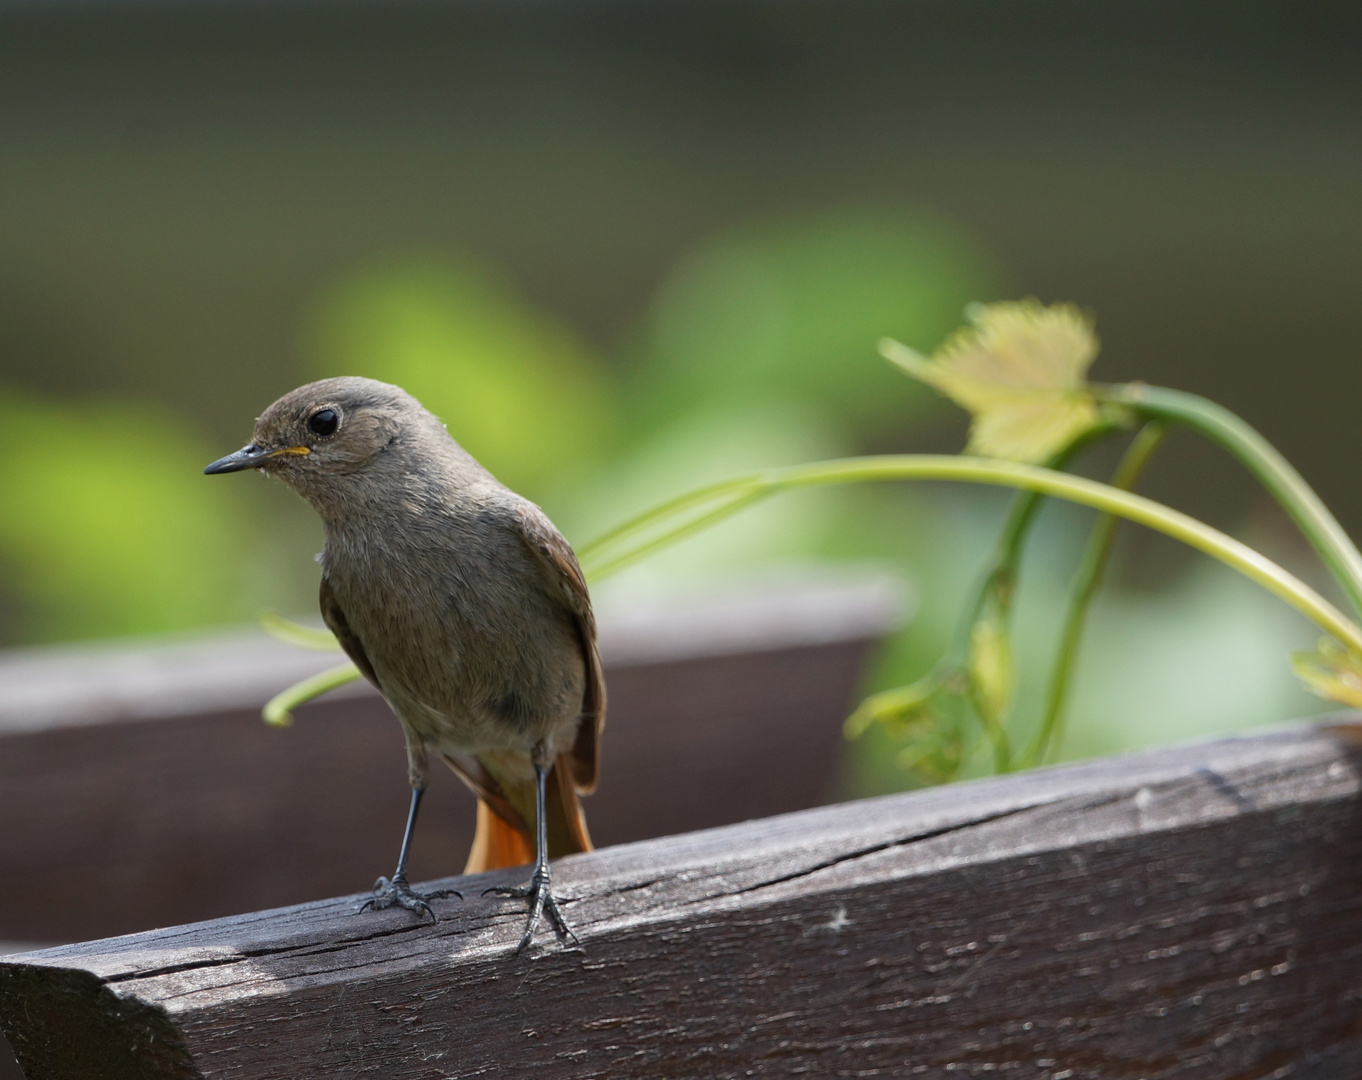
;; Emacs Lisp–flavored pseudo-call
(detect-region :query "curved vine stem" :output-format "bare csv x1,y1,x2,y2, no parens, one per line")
1099,383,1362,617
262,663,362,728
580,454,1362,656
1022,423,1167,768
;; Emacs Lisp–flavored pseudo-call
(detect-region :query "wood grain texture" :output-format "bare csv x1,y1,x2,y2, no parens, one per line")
4,722,1361,1079
0,580,899,944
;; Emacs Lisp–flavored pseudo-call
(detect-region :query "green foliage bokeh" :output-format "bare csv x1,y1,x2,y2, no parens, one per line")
0,391,253,641
304,255,622,503
0,200,1325,790
628,205,999,444
0,202,996,671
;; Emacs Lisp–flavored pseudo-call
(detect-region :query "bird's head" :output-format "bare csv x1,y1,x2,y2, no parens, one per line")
204,377,435,505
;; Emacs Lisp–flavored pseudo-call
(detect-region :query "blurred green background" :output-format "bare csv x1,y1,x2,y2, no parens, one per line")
1,0,1359,788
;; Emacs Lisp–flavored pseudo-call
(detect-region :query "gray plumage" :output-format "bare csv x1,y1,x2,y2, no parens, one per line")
206,375,603,946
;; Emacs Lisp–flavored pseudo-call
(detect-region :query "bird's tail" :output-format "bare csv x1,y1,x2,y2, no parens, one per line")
462,754,592,873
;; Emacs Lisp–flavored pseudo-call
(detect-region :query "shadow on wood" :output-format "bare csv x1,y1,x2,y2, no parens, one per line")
4,722,1362,1079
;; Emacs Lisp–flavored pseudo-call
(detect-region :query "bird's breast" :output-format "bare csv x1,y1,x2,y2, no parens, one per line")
323,528,585,755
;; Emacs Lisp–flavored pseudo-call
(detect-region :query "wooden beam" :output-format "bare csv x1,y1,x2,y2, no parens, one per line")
4,722,1361,1079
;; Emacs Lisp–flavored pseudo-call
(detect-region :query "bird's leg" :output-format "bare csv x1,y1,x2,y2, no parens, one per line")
483,760,578,952
360,783,463,920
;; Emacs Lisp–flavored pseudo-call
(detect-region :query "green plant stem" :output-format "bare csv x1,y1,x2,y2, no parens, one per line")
958,424,1121,643
959,489,1048,777
260,611,343,652
585,489,770,580
582,454,1362,655
962,435,1100,627
1023,423,1167,769
262,663,361,727
578,474,758,560
1099,382,1362,616
928,429,1116,777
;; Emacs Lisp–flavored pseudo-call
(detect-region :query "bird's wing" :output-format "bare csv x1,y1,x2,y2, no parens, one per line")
507,499,606,794
318,574,381,689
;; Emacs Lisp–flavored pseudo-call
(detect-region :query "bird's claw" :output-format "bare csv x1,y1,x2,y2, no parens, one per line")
359,874,462,921
483,869,578,952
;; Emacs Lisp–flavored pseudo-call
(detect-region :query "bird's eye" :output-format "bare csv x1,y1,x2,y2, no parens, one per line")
308,408,339,437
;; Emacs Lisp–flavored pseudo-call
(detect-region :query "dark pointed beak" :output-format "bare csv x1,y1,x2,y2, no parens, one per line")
204,444,271,475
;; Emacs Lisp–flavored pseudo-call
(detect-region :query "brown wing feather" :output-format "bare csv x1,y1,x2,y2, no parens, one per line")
319,574,380,689
550,752,593,851
509,501,606,794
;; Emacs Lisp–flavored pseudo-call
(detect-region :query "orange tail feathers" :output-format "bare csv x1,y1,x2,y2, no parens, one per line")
463,754,593,874
464,801,534,873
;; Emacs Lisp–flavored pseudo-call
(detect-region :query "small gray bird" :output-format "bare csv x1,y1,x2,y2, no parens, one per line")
205,377,604,949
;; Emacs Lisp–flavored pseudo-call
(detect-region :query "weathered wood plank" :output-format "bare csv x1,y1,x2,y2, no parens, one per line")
4,722,1361,1079
0,950,30,1080
0,580,901,945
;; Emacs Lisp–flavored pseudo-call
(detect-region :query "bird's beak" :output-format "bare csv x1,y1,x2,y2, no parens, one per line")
203,444,309,475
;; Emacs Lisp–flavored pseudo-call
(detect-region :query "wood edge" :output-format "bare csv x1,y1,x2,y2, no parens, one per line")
0,961,199,1080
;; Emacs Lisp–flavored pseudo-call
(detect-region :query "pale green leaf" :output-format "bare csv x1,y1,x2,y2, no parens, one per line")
881,300,1102,463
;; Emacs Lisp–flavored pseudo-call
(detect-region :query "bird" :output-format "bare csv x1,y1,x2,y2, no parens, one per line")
204,376,604,950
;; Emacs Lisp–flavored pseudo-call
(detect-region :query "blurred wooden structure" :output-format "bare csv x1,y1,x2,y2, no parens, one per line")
3,723,1361,1078
0,577,902,949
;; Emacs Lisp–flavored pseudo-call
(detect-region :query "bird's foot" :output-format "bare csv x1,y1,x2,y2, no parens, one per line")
359,874,462,922
484,867,578,952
